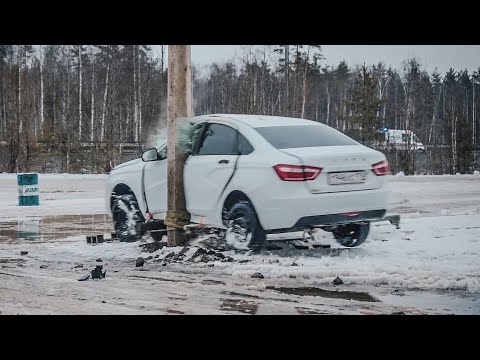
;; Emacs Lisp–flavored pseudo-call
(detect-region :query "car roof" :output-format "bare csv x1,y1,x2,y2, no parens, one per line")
193,114,321,128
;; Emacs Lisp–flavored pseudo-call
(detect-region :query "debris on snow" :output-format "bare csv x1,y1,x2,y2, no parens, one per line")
141,241,165,253
91,265,106,279
20,251,28,256
251,272,264,279
136,257,145,267
78,273,90,281
293,244,309,250
333,277,344,285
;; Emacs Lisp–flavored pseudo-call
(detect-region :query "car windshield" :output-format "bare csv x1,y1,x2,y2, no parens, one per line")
255,125,357,149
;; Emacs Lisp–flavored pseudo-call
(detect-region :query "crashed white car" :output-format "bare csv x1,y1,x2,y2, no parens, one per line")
106,114,392,250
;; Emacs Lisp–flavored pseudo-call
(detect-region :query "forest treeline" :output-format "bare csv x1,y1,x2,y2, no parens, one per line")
0,45,478,174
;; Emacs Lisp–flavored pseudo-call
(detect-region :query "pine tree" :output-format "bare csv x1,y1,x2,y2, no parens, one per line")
347,65,384,143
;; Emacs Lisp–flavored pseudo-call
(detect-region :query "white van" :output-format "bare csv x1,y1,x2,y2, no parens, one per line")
376,129,425,151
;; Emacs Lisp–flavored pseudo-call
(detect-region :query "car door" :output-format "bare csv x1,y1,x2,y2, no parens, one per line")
184,122,239,220
143,142,168,215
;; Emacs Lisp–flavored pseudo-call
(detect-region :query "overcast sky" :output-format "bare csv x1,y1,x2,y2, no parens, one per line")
151,45,480,75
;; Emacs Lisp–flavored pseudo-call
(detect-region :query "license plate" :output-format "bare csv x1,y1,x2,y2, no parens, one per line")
328,171,366,185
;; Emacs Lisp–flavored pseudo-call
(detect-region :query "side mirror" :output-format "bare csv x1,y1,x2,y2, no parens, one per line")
141,148,158,162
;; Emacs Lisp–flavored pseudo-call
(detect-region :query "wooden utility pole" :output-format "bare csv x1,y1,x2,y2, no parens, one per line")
165,45,192,246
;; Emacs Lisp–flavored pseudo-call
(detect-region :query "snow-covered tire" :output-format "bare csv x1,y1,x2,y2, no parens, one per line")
112,194,145,242
332,223,370,247
223,201,266,252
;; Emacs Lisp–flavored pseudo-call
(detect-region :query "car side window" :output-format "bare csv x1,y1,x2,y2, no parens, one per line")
195,123,238,155
239,133,254,155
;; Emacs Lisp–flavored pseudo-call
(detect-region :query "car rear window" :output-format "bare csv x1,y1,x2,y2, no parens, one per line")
255,125,357,149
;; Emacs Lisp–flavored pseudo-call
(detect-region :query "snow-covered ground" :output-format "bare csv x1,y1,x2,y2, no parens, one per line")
0,173,479,314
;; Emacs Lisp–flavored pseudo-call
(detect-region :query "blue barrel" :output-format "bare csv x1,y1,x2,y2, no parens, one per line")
17,173,39,206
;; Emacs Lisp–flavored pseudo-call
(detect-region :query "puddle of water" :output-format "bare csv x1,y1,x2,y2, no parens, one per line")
0,214,113,241
267,286,378,302
381,291,480,315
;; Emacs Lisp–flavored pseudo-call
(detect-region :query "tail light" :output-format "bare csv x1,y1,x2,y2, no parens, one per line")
273,164,322,181
372,160,390,176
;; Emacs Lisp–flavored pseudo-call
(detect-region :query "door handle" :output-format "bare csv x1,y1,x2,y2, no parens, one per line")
218,159,229,164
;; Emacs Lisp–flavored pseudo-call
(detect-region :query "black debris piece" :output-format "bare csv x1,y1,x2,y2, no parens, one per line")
251,272,264,279
136,257,145,267
40,265,48,269
193,248,207,257
293,244,309,250
96,258,102,262
291,262,299,266
20,251,28,256
313,244,331,249
333,276,344,285
91,265,106,279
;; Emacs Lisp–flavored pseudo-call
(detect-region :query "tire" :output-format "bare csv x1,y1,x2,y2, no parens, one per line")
332,222,370,247
112,194,145,242
223,200,266,252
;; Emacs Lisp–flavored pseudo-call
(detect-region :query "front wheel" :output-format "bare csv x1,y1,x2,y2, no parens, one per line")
332,223,370,247
223,201,266,252
112,194,145,242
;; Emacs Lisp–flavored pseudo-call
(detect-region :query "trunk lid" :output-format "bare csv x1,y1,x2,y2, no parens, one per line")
281,145,385,194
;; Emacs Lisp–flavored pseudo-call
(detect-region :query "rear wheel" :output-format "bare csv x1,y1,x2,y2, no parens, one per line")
112,194,145,242
332,223,370,247
223,200,266,252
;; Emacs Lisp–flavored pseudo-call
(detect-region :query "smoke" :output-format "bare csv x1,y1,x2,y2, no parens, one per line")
144,97,168,149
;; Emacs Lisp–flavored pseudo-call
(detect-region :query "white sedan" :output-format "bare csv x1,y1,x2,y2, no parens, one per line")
106,114,392,250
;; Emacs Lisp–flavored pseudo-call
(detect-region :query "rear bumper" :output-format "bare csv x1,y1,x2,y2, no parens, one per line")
267,209,386,234
255,185,391,230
